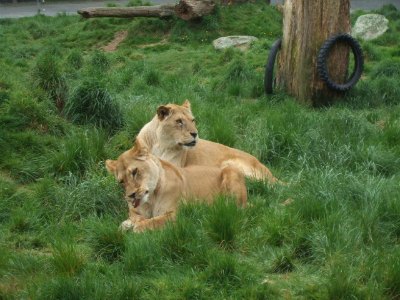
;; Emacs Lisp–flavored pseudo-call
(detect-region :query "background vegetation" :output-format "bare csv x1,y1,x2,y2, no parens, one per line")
0,2,399,299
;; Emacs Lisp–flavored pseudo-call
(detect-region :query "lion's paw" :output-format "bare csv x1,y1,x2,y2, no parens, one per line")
119,219,134,231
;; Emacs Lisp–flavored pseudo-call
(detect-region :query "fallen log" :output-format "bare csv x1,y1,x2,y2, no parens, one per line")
78,0,215,21
175,0,215,20
78,5,176,19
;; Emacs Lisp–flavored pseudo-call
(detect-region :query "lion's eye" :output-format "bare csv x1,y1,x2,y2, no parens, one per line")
176,119,183,126
192,119,196,124
118,179,124,185
131,168,138,177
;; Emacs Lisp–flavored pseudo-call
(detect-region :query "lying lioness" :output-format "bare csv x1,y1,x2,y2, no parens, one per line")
137,100,279,184
106,139,247,232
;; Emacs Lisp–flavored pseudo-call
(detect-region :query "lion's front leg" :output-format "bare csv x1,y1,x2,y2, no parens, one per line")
133,211,175,233
119,206,147,231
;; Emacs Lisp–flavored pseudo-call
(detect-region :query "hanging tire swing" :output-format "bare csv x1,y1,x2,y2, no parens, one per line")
264,38,282,95
317,33,364,92
264,33,363,94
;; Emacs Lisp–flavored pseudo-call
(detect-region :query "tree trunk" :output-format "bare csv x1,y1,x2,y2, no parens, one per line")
78,5,176,19
277,0,351,106
78,0,215,21
175,0,215,21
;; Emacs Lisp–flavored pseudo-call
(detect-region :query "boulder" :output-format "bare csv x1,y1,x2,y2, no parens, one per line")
212,36,258,51
352,14,389,41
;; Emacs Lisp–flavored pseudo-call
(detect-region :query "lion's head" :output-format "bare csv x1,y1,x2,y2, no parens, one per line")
156,100,198,148
106,140,160,208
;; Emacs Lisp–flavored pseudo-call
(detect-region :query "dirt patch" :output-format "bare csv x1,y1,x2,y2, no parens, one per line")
137,39,168,49
102,30,128,52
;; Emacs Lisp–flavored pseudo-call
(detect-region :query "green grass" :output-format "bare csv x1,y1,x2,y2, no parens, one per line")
0,2,400,299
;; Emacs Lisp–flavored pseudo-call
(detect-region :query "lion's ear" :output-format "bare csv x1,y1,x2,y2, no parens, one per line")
105,160,117,175
182,99,191,110
134,139,149,159
157,105,171,121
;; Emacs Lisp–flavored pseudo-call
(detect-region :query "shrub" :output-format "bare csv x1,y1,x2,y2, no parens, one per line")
63,79,123,133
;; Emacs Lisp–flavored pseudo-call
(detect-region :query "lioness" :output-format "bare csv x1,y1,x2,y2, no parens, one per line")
106,139,247,232
136,100,279,183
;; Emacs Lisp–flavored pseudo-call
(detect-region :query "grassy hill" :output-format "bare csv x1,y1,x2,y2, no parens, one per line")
0,2,399,299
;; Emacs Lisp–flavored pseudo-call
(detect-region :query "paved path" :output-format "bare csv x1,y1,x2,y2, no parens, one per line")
1,0,399,18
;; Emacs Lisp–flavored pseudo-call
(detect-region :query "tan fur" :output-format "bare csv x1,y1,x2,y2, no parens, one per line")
106,140,247,232
136,100,278,183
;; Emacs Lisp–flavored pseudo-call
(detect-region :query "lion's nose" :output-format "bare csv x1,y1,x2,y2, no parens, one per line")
190,132,198,138
128,192,136,199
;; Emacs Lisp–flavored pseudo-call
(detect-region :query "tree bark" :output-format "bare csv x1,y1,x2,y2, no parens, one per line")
78,5,176,19
78,0,215,21
277,0,351,106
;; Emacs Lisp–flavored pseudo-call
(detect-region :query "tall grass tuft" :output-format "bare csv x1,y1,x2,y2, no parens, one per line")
0,179,17,223
269,253,295,274
66,50,84,70
32,51,67,111
206,197,241,250
34,174,125,222
144,69,161,86
64,79,123,133
160,214,207,264
203,251,240,285
86,218,126,263
326,263,361,299
34,276,84,300
48,129,107,177
205,112,236,147
384,249,400,298
370,59,400,79
123,233,163,274
89,50,110,72
51,243,85,276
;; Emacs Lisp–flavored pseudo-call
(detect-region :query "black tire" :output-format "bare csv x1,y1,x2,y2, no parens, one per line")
317,33,364,92
264,38,282,95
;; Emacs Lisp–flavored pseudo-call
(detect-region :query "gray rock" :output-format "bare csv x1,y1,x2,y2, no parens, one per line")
212,36,258,51
352,14,389,41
